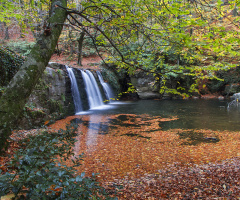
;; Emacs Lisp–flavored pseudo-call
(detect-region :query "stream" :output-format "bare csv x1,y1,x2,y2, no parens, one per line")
51,98,240,180
77,99,240,131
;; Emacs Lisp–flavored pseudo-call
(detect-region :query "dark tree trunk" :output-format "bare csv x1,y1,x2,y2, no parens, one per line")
77,31,85,66
0,0,68,154
4,22,9,40
19,26,25,38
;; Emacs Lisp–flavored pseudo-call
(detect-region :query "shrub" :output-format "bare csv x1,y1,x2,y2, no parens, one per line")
0,123,115,200
6,41,35,57
0,47,24,86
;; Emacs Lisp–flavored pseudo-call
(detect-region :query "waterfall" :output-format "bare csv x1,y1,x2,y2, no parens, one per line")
97,71,115,102
65,66,115,114
65,66,83,113
80,70,104,109
227,92,240,110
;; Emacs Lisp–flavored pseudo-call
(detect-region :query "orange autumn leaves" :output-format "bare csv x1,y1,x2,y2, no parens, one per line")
50,113,240,183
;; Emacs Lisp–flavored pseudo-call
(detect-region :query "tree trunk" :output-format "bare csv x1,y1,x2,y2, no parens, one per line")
4,22,9,40
0,0,68,153
77,31,85,66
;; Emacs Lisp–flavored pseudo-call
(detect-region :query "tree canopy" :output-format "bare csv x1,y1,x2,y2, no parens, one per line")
2,0,240,82
56,0,240,96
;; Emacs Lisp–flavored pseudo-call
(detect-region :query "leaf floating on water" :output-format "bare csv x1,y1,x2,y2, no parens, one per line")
44,120,50,125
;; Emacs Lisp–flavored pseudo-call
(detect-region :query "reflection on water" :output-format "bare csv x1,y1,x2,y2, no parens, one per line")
83,115,100,153
85,115,107,151
90,99,240,131
51,99,240,181
70,115,110,155
58,99,240,157
177,130,219,145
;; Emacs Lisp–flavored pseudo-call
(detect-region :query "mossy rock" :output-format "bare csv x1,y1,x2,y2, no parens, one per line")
100,66,121,95
0,47,24,86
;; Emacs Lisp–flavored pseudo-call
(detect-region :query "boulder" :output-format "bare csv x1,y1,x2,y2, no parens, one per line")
130,71,161,99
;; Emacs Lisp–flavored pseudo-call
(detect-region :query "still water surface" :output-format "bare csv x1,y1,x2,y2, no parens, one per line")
52,99,240,180
81,99,240,131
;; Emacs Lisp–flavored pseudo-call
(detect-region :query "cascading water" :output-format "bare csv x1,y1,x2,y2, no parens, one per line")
80,70,104,109
97,71,115,102
227,92,240,110
65,65,116,114
65,66,83,113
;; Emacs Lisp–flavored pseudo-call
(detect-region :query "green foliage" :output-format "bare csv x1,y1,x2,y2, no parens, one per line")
206,66,240,95
0,124,115,199
84,36,96,48
100,67,120,94
0,0,22,24
82,48,97,57
2,0,240,97
0,0,53,41
0,47,24,86
73,0,240,96
7,41,36,57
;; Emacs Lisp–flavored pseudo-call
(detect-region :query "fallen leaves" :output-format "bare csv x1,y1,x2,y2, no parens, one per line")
2,113,240,198
106,157,240,199
50,114,240,182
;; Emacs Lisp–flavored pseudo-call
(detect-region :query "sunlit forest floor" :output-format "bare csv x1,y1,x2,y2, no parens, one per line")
50,54,102,70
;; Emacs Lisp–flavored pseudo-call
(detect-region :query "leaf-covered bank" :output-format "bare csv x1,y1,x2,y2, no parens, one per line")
0,124,115,199
107,157,240,199
1,113,240,199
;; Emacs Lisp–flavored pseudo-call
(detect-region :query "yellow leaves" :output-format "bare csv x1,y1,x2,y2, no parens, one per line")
67,2,77,9
0,194,16,200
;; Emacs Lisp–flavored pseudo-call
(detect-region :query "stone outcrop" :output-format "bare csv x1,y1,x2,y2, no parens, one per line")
130,71,161,100
18,63,74,129
28,66,65,107
100,64,161,100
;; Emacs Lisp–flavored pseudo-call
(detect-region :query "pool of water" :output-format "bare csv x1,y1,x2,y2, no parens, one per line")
78,99,240,131
50,98,240,180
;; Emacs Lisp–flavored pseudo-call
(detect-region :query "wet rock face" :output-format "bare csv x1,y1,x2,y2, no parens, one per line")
74,68,89,111
19,63,74,129
45,67,66,101
27,64,69,112
44,63,74,116
130,71,162,100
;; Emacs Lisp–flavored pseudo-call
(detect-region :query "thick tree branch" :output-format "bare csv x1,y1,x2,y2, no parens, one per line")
0,0,68,153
